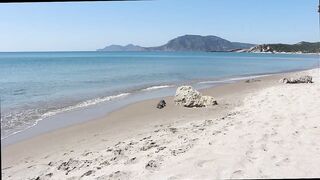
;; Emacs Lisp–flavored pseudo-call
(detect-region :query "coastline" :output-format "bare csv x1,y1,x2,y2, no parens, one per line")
2,67,319,179
2,66,313,146
1,51,318,145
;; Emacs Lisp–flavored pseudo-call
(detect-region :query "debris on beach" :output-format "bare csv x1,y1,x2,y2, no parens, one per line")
156,100,167,109
245,79,261,83
279,75,313,84
174,86,217,107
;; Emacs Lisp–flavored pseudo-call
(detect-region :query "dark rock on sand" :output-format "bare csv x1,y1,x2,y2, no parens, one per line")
157,100,166,109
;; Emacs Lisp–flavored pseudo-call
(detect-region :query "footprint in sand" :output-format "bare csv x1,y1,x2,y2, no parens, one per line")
80,170,95,178
155,146,166,153
140,136,152,141
125,157,138,164
271,155,277,160
275,157,290,166
167,174,184,180
96,171,130,180
145,160,161,171
196,159,216,168
231,169,244,178
260,144,268,152
2,166,12,170
272,140,284,145
83,151,93,156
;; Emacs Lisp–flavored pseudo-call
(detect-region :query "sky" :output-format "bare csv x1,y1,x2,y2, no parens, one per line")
0,0,319,52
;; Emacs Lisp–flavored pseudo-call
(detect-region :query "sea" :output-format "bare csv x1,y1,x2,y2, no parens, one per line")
0,51,318,144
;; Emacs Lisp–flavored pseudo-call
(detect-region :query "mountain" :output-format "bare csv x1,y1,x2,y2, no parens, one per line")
147,35,255,52
242,42,320,53
97,35,255,52
97,44,145,51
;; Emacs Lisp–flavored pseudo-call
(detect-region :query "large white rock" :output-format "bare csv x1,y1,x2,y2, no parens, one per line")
174,86,217,107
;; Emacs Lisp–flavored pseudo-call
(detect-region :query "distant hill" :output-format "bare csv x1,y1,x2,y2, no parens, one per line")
97,44,145,51
147,35,255,52
97,35,255,52
242,42,320,53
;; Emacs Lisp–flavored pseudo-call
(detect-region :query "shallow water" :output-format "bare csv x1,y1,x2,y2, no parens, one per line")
0,51,318,140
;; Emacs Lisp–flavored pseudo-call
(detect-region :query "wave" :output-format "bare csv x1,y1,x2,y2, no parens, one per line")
1,92,130,140
228,74,269,81
198,80,230,84
198,74,271,85
12,88,26,95
41,93,130,118
141,85,173,91
2,84,177,140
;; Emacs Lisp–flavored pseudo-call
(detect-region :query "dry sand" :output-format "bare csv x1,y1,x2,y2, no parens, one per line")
2,68,320,179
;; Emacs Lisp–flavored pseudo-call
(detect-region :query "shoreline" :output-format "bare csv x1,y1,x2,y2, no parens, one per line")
2,67,319,179
1,66,314,146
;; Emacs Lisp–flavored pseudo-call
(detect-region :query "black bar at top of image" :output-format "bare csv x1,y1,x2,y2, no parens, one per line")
0,0,142,3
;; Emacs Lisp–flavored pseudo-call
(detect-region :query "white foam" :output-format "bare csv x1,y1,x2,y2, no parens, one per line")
41,93,130,118
198,80,230,84
1,93,130,140
229,74,269,81
142,85,172,91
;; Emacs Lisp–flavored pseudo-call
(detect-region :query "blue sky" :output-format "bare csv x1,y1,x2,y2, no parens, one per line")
0,0,319,51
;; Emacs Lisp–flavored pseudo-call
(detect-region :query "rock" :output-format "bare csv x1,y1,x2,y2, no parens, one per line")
280,75,313,84
156,100,166,109
174,86,217,107
174,86,202,107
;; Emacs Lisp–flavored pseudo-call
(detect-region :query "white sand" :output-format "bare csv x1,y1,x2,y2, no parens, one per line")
2,68,320,179
149,68,320,179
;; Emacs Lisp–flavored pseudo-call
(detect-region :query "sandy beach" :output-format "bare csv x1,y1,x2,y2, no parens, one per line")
2,68,320,179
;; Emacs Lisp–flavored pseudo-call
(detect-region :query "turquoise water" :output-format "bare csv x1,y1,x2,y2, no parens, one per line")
0,51,318,139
